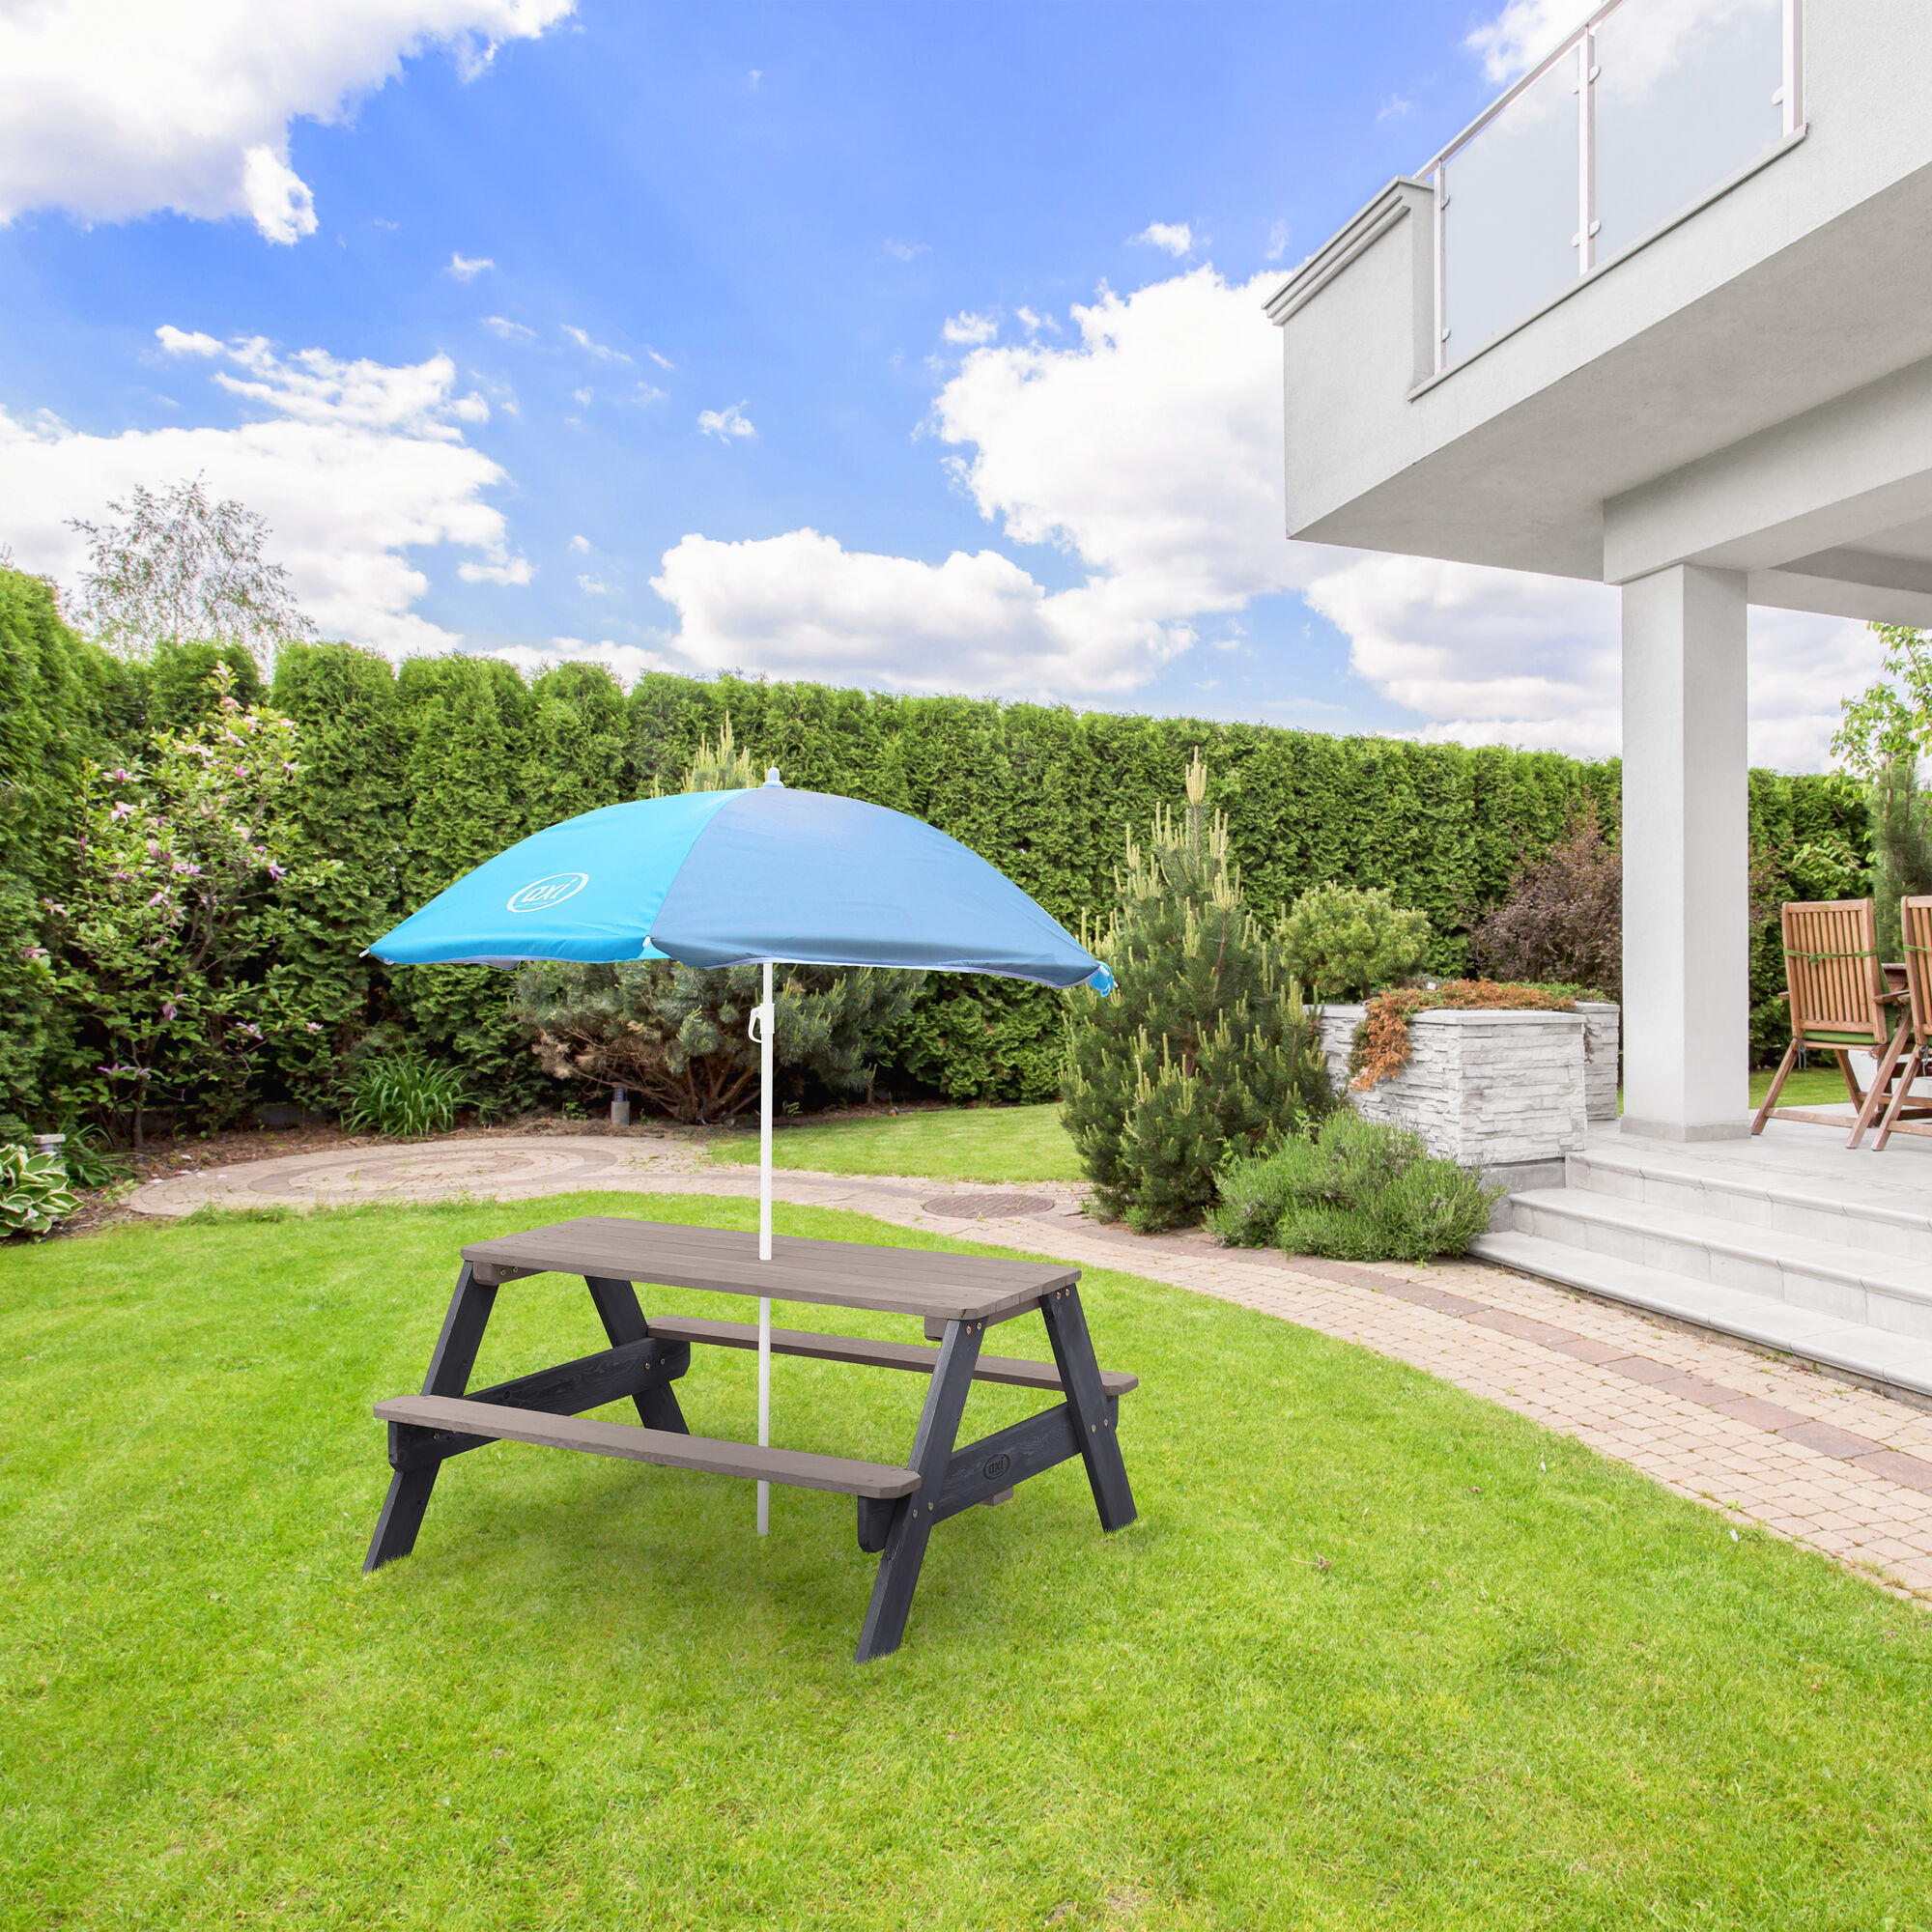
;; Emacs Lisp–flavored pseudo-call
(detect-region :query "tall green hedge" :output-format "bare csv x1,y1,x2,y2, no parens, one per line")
0,567,1875,1128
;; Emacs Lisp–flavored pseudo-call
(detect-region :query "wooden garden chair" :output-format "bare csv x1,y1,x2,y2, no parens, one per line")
1751,898,1913,1147
1869,895,1932,1151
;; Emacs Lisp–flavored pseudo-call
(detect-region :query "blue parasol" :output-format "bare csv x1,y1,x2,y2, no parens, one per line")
368,770,1111,1533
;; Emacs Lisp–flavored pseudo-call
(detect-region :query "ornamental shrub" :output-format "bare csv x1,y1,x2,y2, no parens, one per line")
1278,883,1433,1003
1062,751,1334,1232
1467,800,1623,1003
340,1050,469,1137
43,667,334,1146
0,1142,80,1236
1208,1113,1498,1264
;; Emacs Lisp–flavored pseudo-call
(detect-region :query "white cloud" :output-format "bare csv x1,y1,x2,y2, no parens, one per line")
697,402,755,442
562,323,631,362
577,574,610,594
447,250,494,279
459,554,532,584
483,315,535,341
883,238,930,262
572,386,593,406
1015,306,1060,336
1467,0,1758,86
1130,221,1193,258
1377,94,1413,122
478,635,676,688
1264,219,1293,264
651,528,1192,696
0,329,515,656
241,146,316,245
0,1,575,244
645,346,674,371
156,326,224,358
1300,552,1882,769
941,311,999,347
635,383,667,406
569,533,590,553
934,268,1307,619
650,268,1298,696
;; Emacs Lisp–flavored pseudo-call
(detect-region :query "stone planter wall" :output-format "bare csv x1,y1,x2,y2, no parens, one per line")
1576,1002,1620,1122
1316,1003,1590,1177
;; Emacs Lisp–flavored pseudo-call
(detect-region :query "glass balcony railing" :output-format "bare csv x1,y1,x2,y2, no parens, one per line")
1431,0,1800,374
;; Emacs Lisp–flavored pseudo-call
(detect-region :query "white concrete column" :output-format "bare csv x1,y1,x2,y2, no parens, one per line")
1619,563,1749,1140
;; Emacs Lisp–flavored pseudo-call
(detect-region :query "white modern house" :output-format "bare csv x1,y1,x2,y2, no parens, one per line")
1272,0,1932,1397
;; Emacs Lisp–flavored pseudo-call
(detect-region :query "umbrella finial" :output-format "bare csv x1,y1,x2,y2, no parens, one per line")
764,766,783,787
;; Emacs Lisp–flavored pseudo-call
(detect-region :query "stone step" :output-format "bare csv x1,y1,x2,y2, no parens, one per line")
1470,1229,1932,1401
1505,1184,1932,1342
1566,1140,1932,1264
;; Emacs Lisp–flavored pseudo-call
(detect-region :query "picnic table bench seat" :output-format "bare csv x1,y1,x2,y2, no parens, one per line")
376,1394,923,1496
363,1217,1138,1662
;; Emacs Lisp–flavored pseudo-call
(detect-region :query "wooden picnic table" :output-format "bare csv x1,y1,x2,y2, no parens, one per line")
364,1217,1138,1662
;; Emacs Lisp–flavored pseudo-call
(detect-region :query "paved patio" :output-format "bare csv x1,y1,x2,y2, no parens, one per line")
132,1136,1932,1604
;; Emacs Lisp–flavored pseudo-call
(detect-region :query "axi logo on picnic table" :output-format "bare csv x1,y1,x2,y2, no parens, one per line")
506,872,590,913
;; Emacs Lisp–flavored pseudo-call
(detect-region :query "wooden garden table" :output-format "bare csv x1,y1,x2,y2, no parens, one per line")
363,1217,1138,1662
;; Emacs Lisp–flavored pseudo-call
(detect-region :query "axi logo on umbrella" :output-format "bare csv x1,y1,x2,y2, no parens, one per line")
506,873,590,913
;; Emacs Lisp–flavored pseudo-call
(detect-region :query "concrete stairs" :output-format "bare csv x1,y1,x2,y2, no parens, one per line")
1472,1137,1932,1401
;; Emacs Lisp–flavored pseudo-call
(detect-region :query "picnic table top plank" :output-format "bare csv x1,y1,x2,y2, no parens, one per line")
460,1217,1077,1320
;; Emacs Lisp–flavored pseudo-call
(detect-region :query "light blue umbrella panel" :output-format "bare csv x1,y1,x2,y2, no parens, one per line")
367,772,1111,1535
371,775,1113,992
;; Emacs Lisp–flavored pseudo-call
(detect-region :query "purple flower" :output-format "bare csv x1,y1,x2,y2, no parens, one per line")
111,767,132,781
266,861,286,881
109,799,136,821
146,890,169,908
161,1001,177,1020
305,1021,323,1034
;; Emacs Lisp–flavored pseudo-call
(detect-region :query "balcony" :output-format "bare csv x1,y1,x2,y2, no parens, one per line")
1434,0,1802,375
1268,0,1932,594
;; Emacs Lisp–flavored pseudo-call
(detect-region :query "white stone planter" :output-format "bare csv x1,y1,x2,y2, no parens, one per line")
1576,1002,1620,1122
1315,1002,1595,1185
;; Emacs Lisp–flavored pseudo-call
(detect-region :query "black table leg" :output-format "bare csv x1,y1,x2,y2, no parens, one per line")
1040,1284,1137,1532
854,1316,984,1663
364,1263,498,1573
585,1275,690,1434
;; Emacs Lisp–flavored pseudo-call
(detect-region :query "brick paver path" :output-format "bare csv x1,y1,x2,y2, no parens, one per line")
133,1138,1932,1603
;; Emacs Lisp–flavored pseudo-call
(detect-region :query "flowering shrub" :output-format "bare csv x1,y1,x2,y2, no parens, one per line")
43,668,336,1144
1348,980,1577,1091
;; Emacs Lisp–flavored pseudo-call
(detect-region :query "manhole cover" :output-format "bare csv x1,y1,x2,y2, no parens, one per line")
921,1192,1055,1220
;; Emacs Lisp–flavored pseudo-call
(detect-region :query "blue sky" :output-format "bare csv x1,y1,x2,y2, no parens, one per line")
0,1,1878,765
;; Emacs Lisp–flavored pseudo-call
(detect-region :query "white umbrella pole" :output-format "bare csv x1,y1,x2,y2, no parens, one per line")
756,958,774,1537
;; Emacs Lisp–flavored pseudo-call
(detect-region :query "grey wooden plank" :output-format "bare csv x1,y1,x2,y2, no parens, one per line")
363,1263,498,1575
374,1394,923,1499
645,1314,1138,1396
1041,1283,1137,1533
927,1397,1119,1524
584,1274,690,1434
461,1218,1075,1320
384,1336,691,1473
854,1316,984,1662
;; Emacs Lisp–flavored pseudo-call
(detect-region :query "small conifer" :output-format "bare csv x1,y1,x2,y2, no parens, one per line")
1061,751,1333,1231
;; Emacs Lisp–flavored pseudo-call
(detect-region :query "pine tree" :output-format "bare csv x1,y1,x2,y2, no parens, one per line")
1062,750,1333,1231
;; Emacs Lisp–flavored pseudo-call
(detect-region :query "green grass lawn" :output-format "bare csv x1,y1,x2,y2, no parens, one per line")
4,1194,1931,1930
1747,1065,1866,1111
707,1101,1081,1182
